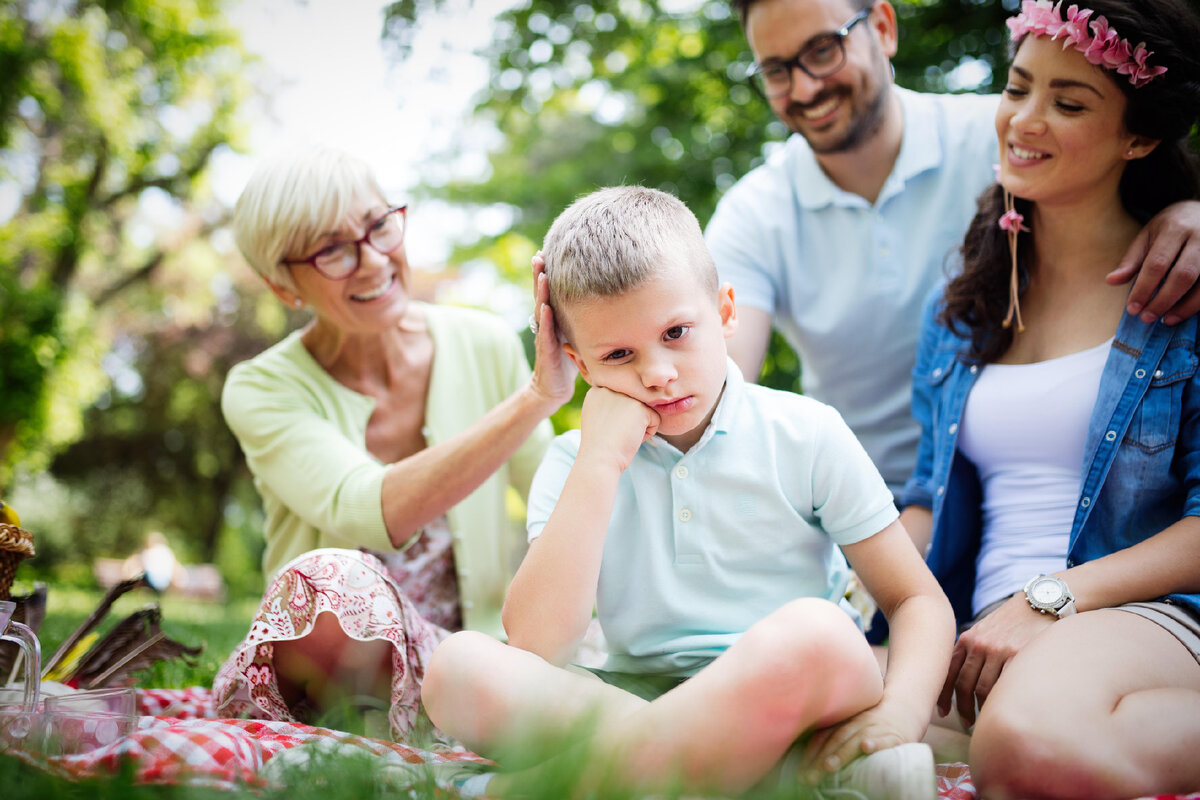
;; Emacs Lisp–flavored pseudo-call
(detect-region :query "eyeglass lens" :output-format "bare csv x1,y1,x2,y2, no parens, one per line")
752,8,869,97
313,209,405,279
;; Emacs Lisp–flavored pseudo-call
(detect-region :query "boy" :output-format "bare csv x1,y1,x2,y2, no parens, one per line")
422,187,954,799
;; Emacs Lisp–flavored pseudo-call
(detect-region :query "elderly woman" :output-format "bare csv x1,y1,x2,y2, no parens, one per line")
212,148,574,739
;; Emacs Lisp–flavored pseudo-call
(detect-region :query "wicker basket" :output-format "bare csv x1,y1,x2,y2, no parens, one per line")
0,522,35,601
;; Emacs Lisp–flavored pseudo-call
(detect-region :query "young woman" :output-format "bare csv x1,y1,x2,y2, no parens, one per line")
900,1,1200,796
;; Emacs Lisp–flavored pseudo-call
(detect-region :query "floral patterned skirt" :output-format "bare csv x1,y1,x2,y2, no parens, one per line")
213,523,461,741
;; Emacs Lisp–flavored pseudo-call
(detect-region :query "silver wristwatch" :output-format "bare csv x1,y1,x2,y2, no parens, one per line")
1023,574,1077,618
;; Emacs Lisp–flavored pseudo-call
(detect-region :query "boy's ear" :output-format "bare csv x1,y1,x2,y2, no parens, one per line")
562,343,593,385
718,282,738,339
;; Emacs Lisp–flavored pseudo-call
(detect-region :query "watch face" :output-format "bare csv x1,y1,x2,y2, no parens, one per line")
1031,578,1063,605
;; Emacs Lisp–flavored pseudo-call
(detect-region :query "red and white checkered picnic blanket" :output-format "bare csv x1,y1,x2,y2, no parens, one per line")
0,687,1193,798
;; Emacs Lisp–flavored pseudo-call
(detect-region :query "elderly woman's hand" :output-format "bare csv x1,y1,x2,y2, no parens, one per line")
529,252,578,407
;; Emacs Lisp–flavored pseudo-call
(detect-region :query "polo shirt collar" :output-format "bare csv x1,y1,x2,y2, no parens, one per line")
792,86,944,210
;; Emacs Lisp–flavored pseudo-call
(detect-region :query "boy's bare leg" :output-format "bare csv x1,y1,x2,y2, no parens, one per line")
970,610,1200,799
423,598,883,794
421,629,649,762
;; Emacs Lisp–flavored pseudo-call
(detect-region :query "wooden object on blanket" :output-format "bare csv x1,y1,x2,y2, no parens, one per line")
38,574,203,689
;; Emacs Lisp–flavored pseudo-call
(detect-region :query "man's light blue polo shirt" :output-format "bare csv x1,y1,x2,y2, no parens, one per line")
705,88,999,494
526,360,898,677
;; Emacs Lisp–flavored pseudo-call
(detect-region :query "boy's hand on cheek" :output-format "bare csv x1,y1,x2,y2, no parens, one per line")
578,385,660,472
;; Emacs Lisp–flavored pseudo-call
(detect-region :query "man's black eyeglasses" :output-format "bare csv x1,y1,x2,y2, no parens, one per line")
746,6,872,98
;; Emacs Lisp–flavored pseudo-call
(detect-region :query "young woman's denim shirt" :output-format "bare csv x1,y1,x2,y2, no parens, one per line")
900,289,1200,627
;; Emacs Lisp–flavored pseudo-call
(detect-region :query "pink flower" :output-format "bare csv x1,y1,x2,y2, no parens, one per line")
1119,44,1169,87
1097,34,1132,70
1008,0,1060,40
1081,17,1116,65
999,209,1028,233
1055,4,1093,48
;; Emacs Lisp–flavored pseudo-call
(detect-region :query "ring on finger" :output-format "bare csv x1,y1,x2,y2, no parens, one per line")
528,312,539,335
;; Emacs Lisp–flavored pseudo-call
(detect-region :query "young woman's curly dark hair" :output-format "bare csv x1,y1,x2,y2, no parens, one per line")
940,0,1200,363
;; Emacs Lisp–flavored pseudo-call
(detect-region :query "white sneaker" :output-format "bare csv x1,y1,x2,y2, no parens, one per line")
816,743,936,800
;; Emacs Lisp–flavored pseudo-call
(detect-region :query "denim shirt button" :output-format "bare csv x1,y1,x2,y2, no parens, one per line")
948,423,958,435
1155,369,1164,379
969,365,978,374
932,367,943,378
1135,368,1146,379
936,485,945,497
1105,430,1117,442
1066,558,1075,568
1080,496,1091,508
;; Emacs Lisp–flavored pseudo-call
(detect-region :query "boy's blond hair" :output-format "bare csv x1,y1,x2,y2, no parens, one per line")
541,186,719,317
233,147,389,292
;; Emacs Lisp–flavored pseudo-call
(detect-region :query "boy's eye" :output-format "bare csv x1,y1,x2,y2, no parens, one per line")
664,325,689,341
602,349,632,362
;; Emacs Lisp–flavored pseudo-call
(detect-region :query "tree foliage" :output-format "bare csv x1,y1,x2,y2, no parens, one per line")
0,0,253,488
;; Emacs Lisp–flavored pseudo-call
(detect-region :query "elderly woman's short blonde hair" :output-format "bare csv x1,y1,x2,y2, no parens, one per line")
233,147,388,291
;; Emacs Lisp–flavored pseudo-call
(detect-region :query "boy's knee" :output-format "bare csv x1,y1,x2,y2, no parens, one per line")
744,598,874,674
422,630,496,720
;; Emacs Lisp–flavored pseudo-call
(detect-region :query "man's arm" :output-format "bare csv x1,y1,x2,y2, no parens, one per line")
726,306,773,383
1109,200,1200,324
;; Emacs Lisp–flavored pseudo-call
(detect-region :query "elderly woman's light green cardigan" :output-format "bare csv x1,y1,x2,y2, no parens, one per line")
221,302,552,639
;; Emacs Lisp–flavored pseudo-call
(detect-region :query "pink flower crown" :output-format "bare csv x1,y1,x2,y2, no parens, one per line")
1006,0,1168,88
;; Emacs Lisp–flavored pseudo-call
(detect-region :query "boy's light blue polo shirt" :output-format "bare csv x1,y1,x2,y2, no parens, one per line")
705,88,999,495
526,360,898,677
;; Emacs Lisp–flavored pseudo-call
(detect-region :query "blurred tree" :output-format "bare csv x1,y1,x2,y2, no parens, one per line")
380,0,1021,395
0,0,254,491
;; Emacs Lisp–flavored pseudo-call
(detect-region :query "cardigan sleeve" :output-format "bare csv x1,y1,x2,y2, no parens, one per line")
221,356,393,554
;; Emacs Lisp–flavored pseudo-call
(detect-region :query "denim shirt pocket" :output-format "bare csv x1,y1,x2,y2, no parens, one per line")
1125,341,1199,454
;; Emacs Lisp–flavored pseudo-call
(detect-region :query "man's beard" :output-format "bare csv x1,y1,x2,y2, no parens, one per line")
785,79,889,155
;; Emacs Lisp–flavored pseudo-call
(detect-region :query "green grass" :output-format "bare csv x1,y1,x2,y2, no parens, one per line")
2,585,819,800
23,584,261,688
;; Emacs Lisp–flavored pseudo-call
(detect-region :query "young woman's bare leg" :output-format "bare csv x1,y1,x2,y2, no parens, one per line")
970,609,1200,800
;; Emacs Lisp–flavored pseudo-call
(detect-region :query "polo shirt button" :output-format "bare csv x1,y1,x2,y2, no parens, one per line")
1080,496,1091,508
948,423,958,435
1105,430,1117,442
678,509,692,522
1135,368,1146,379
675,465,688,479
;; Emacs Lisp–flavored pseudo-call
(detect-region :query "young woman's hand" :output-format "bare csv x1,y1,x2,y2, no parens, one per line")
938,593,1055,728
528,252,578,408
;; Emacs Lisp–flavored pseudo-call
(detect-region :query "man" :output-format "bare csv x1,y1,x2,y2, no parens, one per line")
706,0,1200,496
